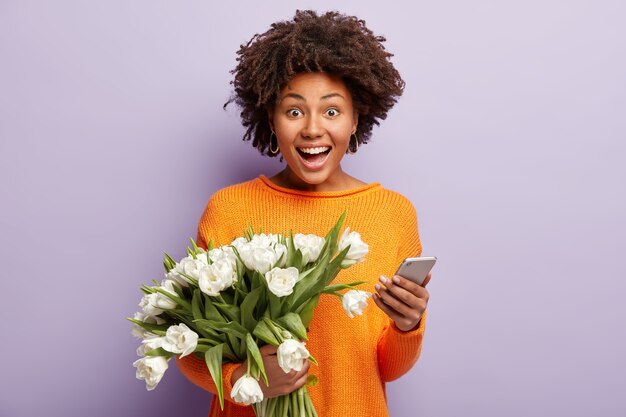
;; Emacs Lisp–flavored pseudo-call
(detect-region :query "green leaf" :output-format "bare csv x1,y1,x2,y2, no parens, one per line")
252,319,280,346
191,289,204,321
286,230,296,265
227,333,243,360
292,249,303,271
144,347,173,358
321,281,366,294
203,295,224,322
276,313,308,341
194,320,248,340
267,291,283,320
127,317,169,333
297,297,319,329
245,224,255,241
205,345,225,410
323,245,351,286
219,290,234,305
214,303,240,322
240,286,263,333
163,253,177,272
306,374,319,387
328,210,347,248
290,251,331,310
154,287,192,311
189,237,200,254
171,282,186,299
246,333,268,386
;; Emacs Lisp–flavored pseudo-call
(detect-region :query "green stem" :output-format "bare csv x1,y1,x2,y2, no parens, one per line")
267,397,277,417
281,394,289,417
290,391,298,417
298,387,305,417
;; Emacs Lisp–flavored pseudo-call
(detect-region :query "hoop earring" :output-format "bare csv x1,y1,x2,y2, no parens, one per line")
347,133,359,155
269,132,280,155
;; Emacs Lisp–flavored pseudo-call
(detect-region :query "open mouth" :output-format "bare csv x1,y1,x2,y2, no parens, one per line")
296,146,331,165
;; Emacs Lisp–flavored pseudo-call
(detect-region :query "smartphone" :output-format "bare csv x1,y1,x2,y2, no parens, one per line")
394,256,437,286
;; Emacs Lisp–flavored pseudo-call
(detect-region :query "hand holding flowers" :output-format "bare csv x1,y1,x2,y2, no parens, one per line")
127,212,372,417
231,344,311,399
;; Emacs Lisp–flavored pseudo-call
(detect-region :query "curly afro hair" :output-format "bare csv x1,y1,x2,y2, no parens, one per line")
225,9,405,157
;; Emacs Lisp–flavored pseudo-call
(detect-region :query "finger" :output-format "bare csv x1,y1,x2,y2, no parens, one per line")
422,272,432,287
375,283,417,317
294,372,309,389
391,274,429,297
372,292,404,323
379,276,422,308
260,344,278,355
284,361,309,384
290,360,309,379
390,275,430,303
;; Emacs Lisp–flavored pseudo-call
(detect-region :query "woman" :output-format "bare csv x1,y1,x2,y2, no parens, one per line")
177,10,431,417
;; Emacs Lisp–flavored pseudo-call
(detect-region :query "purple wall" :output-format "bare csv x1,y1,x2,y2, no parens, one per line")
1,1,624,416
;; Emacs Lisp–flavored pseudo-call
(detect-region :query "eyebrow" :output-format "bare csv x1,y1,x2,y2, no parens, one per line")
279,92,345,102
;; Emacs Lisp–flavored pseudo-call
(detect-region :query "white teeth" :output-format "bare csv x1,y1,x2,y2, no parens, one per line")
298,146,330,155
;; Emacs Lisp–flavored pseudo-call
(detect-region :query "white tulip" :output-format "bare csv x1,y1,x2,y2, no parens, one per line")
338,227,369,267
178,255,209,281
133,356,169,391
198,259,236,296
342,290,371,318
165,265,191,287
131,312,165,339
239,243,285,274
136,334,163,356
140,280,178,316
209,246,238,268
250,233,281,247
277,339,310,373
230,236,248,248
231,374,264,405
292,234,325,264
264,267,299,297
160,323,198,358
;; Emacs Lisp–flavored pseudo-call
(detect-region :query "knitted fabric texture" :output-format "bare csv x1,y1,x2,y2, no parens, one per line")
176,175,427,417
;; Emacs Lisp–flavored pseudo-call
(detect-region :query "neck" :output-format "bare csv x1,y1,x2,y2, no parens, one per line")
273,166,357,192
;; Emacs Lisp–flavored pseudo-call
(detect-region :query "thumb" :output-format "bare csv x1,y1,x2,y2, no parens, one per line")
260,344,278,355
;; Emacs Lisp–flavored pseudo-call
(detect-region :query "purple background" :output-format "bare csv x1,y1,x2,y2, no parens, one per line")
1,1,625,416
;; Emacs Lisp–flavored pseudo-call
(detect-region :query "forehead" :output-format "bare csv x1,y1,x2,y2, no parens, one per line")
278,72,352,101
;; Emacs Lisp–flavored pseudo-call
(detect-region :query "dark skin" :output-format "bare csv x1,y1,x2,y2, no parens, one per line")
231,345,310,398
373,272,431,332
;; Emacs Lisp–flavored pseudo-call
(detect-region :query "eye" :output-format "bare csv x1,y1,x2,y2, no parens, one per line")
287,109,302,117
325,108,340,117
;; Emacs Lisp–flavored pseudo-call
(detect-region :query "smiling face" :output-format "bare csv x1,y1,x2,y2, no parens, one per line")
269,72,359,191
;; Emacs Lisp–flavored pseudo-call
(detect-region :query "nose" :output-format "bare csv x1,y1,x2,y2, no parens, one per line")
301,114,325,139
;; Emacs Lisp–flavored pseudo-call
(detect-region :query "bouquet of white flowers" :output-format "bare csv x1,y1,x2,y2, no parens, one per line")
128,212,370,417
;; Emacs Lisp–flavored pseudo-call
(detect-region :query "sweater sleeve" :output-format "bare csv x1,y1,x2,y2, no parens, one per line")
377,199,426,382
175,194,242,402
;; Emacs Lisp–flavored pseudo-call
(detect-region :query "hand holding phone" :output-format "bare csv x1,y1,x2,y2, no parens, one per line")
373,256,436,332
394,256,437,286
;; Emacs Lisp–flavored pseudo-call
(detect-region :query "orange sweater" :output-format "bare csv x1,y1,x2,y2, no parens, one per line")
176,175,427,417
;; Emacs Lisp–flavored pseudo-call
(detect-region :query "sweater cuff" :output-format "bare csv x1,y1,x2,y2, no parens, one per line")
175,353,241,401
377,309,427,381
222,361,238,397
389,309,427,339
